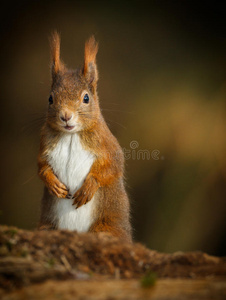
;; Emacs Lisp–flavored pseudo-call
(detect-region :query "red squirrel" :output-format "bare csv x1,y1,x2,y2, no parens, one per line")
38,32,132,242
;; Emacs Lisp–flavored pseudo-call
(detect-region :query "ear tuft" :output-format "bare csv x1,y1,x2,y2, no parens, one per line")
49,31,64,78
83,36,99,87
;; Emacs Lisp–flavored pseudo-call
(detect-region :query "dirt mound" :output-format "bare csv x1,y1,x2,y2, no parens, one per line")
0,225,226,292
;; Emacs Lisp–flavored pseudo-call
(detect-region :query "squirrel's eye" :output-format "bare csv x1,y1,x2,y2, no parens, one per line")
49,95,53,105
83,93,89,104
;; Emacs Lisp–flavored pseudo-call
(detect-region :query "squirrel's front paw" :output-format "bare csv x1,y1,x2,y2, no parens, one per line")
46,175,70,199
72,177,99,209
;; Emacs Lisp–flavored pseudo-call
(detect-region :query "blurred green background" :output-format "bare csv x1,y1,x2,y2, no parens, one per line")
0,0,226,256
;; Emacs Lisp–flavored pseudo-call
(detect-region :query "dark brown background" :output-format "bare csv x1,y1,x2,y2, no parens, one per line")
0,0,226,256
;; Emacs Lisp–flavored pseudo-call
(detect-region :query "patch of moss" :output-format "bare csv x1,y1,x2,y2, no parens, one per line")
140,271,157,288
5,229,18,238
47,257,55,267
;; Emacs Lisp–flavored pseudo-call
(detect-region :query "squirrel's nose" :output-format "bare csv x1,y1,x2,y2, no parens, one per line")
60,112,72,122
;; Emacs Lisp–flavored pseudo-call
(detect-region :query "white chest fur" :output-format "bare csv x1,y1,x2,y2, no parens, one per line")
47,133,96,232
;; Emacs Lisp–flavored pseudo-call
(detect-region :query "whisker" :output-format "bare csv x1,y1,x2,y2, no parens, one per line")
105,118,127,130
101,108,134,115
77,111,127,129
22,173,37,185
21,115,47,134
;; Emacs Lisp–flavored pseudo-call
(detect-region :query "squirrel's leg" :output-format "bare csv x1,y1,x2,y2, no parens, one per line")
89,220,132,243
72,174,99,208
38,157,70,199
73,158,121,208
38,187,58,231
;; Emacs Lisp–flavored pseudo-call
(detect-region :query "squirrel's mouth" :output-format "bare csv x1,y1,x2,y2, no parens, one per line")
64,125,75,131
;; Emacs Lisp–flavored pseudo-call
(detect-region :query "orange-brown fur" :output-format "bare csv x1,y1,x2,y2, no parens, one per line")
38,32,132,242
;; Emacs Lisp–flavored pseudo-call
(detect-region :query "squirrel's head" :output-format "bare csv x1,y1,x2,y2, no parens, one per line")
47,32,100,133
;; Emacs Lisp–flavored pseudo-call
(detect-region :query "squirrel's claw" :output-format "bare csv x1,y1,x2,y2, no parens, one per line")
72,178,98,208
74,193,91,209
72,190,88,208
47,177,69,199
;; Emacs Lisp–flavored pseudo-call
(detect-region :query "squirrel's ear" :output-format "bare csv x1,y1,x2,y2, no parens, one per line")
49,31,65,79
83,36,99,89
